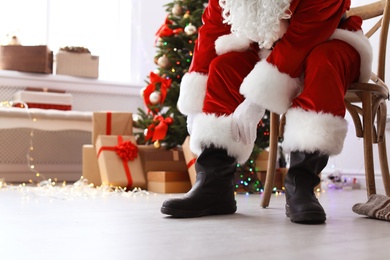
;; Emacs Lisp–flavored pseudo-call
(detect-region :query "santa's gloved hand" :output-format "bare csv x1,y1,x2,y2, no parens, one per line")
231,99,265,144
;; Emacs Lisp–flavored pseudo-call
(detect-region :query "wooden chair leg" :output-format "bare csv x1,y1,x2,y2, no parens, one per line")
261,112,279,208
378,135,390,196
362,92,376,197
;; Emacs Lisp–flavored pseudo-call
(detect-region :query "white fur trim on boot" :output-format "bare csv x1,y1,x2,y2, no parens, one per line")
190,113,254,164
177,72,208,115
240,59,301,114
215,33,252,55
330,29,373,83
282,108,348,155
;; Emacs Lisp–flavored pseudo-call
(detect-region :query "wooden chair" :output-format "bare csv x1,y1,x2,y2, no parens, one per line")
261,0,390,208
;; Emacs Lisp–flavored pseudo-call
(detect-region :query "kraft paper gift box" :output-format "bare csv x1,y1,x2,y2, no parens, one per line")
147,171,191,193
92,112,133,145
56,51,99,78
255,150,269,172
0,45,53,73
96,135,146,189
82,145,102,186
138,145,187,175
182,136,197,186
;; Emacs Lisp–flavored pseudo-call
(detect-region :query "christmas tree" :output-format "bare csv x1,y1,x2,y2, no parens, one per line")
134,0,275,193
134,0,207,149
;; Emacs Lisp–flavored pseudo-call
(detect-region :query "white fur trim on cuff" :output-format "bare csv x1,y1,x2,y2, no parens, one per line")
190,113,254,164
177,72,208,115
282,108,348,155
240,60,301,114
330,29,373,83
215,33,252,55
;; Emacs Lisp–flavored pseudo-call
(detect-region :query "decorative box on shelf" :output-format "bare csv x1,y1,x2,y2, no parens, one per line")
13,90,72,110
0,45,53,73
56,50,99,78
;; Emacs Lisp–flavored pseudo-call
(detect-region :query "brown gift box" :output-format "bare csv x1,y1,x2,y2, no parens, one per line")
96,135,146,189
147,171,191,193
0,45,53,73
138,145,187,175
82,145,102,186
182,136,197,186
92,112,133,145
255,150,269,172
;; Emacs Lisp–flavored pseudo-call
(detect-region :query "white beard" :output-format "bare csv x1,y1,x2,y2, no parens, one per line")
219,0,292,49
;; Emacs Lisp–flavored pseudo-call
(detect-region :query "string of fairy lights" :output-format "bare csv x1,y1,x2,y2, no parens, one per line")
0,100,150,199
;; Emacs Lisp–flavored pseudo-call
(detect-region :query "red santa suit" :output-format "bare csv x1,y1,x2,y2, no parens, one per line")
177,0,372,163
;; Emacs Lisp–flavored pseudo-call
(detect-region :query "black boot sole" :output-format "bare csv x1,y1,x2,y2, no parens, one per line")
161,203,237,218
286,205,326,224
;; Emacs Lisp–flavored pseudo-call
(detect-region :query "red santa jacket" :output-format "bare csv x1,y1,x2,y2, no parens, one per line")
177,0,372,115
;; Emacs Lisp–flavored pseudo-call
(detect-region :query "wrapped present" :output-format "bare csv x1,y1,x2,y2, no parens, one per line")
182,136,197,186
13,90,72,110
255,150,269,172
138,145,187,175
82,145,101,186
92,112,133,145
96,135,146,189
147,171,191,193
257,168,287,190
0,45,53,73
56,50,99,78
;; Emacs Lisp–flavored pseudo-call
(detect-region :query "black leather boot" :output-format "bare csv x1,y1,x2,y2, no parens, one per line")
285,151,329,224
161,146,237,218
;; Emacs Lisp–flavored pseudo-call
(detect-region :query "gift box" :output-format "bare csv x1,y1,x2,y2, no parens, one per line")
92,112,133,145
56,51,99,78
13,90,72,110
0,45,53,73
255,150,269,172
96,135,146,189
82,145,101,186
257,168,287,190
182,136,197,185
138,145,187,176
147,171,191,193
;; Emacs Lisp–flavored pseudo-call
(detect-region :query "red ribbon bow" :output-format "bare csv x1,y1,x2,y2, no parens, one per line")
155,16,184,40
145,115,174,142
143,72,172,114
115,140,138,161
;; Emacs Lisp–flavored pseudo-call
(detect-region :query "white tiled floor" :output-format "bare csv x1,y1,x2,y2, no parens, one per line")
0,185,389,260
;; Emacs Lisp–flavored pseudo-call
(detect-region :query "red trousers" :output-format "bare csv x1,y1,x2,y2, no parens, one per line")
203,39,360,117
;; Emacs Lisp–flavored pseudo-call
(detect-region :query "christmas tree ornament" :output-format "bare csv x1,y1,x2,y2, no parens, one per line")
172,4,183,16
149,91,161,104
139,87,146,97
157,55,170,68
184,24,197,36
154,140,161,149
183,11,190,19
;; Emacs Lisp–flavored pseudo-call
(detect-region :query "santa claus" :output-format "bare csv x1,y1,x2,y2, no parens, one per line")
161,0,372,224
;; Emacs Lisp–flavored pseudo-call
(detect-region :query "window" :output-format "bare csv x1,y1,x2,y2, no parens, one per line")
0,0,165,84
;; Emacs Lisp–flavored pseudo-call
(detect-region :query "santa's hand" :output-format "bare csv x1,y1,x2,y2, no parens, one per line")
231,99,265,144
